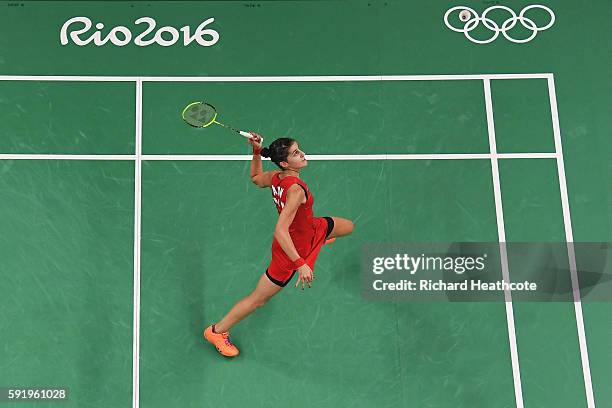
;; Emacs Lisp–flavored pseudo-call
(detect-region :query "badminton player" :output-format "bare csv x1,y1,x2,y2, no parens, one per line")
204,133,354,357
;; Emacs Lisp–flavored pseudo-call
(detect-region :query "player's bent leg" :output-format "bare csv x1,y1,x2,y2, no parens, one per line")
205,273,283,357
328,216,354,239
214,273,282,332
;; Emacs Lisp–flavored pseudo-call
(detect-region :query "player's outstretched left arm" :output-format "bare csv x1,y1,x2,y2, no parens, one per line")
274,186,313,289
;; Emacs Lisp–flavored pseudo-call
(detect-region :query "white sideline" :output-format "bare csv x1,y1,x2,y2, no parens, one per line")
132,79,143,408
484,78,524,408
548,77,595,408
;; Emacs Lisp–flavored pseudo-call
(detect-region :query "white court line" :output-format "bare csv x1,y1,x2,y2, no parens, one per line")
0,76,136,82
548,76,596,408
484,79,525,408
0,154,136,160
132,79,142,408
306,153,557,160
0,153,558,161
139,153,556,161
497,153,557,159
0,73,553,82
143,74,553,82
142,154,251,161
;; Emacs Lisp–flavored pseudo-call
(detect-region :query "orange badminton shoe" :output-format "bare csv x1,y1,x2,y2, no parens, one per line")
204,325,239,357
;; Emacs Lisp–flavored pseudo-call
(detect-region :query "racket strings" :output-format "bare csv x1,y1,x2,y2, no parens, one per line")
183,102,217,128
181,101,256,141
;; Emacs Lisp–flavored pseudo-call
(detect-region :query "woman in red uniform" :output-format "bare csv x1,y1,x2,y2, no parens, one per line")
204,134,354,357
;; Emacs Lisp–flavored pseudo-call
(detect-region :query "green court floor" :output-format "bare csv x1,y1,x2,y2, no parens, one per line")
1,1,611,407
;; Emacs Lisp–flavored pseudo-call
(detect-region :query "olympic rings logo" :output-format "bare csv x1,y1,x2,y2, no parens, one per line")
444,5,555,44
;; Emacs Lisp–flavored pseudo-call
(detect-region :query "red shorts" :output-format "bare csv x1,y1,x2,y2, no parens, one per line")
266,216,334,287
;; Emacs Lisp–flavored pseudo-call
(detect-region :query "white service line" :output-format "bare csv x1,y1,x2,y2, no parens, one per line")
142,154,253,161
313,153,490,160
0,75,136,82
381,73,553,81
141,73,553,82
0,73,553,83
484,78,525,408
132,79,143,408
139,153,556,161
497,152,557,159
0,154,135,160
548,76,596,408
0,153,558,161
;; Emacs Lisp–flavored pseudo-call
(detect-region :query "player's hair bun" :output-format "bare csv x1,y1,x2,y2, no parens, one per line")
262,138,296,169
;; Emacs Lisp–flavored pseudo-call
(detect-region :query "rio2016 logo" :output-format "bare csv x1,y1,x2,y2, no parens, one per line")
60,16,220,47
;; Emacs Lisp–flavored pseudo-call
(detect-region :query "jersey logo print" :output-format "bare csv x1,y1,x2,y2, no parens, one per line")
271,185,285,210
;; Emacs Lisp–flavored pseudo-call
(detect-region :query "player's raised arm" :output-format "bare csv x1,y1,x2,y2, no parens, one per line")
249,133,278,188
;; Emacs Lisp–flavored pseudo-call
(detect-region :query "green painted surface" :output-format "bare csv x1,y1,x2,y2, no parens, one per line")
0,81,135,154
491,79,555,153
0,160,134,408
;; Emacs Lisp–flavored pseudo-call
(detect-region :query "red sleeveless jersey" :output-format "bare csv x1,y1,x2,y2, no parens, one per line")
269,172,327,269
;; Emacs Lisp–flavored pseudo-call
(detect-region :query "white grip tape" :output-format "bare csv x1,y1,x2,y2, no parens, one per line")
240,130,263,144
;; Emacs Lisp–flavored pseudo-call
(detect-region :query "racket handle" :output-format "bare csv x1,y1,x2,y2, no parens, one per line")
240,130,264,144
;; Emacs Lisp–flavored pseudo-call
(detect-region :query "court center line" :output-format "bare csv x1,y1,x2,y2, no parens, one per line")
548,76,596,408
132,79,143,408
484,78,525,408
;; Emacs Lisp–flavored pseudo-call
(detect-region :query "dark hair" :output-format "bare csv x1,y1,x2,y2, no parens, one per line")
261,138,297,169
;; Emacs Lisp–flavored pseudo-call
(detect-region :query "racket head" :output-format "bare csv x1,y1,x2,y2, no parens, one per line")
181,102,217,128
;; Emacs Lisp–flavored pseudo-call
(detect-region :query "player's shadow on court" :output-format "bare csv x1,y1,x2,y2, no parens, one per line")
326,248,362,297
177,238,207,343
